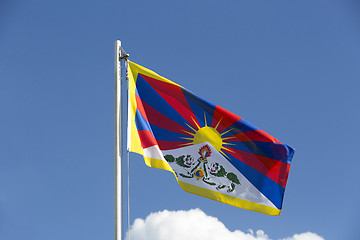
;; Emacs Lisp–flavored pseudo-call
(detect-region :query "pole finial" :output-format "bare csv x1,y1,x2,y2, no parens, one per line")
120,53,129,60
119,45,129,60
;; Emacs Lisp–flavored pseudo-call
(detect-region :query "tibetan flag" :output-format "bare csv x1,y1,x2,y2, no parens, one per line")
127,61,295,215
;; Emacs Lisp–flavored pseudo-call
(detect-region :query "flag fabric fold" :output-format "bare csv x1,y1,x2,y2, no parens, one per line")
127,61,294,215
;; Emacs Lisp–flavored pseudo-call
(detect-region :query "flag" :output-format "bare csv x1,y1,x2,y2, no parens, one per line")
127,61,295,215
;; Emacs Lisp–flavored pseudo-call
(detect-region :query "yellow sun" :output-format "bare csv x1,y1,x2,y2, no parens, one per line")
193,126,222,151
181,114,234,155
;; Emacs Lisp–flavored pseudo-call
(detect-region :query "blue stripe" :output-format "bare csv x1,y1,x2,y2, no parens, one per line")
284,145,295,164
181,87,216,128
135,110,153,133
150,123,189,142
221,119,259,137
227,141,294,163
225,153,285,209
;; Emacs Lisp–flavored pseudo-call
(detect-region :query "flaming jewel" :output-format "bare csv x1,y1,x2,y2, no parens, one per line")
198,145,212,161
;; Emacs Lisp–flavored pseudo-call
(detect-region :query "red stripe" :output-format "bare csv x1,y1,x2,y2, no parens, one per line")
223,148,290,187
140,74,200,129
140,98,192,136
225,130,282,143
135,94,149,122
137,130,157,149
211,105,242,134
157,140,192,150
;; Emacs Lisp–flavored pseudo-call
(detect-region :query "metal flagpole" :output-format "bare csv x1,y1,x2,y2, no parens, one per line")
115,40,129,240
115,40,122,240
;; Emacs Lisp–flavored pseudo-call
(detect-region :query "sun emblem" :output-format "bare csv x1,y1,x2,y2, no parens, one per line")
181,113,234,158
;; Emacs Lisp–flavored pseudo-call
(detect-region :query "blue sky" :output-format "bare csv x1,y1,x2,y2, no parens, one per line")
1,0,360,239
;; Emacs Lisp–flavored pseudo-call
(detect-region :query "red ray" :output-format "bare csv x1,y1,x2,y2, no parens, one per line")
137,130,191,151
138,130,158,149
157,140,192,150
135,94,149,122
224,130,282,143
211,105,242,133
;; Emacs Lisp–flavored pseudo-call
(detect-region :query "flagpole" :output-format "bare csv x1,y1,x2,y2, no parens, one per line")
115,40,129,240
115,40,122,240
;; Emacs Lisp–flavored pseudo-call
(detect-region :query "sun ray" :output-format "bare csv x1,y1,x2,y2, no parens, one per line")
181,130,195,136
219,149,231,160
222,136,237,140
220,128,233,136
186,123,197,133
222,142,236,146
222,146,235,153
180,142,194,147
180,137,194,141
214,117,223,131
191,116,201,130
204,112,207,127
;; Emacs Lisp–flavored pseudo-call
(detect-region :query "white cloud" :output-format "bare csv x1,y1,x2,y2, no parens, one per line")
281,232,325,240
126,208,324,240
